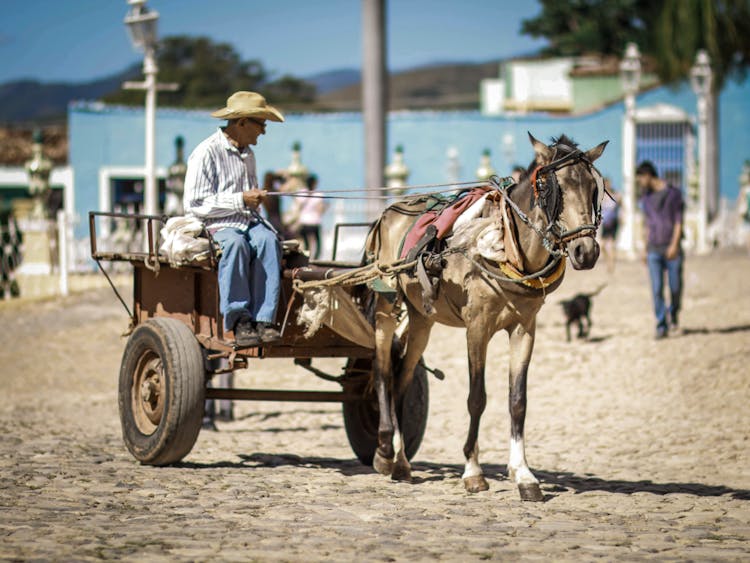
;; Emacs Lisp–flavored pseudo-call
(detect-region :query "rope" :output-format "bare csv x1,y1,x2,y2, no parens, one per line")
292,257,419,292
263,180,496,201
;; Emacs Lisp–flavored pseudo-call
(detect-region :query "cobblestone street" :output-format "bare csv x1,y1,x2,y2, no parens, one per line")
1,252,749,561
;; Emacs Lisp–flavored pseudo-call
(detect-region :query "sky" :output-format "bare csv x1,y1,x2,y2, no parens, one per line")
0,0,547,84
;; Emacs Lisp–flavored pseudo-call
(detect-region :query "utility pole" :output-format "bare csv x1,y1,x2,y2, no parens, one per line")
362,0,387,222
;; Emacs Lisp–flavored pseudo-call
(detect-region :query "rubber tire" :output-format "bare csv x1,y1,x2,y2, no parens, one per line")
342,345,430,466
118,318,205,465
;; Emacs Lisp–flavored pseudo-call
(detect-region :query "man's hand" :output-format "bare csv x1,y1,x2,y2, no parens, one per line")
243,189,267,209
665,244,679,260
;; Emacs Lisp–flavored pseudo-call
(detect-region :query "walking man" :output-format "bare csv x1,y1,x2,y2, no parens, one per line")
636,160,685,339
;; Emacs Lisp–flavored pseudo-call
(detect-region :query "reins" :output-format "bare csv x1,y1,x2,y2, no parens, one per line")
263,180,491,201
294,143,602,293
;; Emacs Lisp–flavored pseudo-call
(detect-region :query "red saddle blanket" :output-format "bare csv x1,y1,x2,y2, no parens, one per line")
400,187,489,259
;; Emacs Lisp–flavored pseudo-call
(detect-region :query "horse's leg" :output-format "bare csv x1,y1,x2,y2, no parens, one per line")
390,307,433,482
507,321,544,501
462,325,491,493
372,295,398,477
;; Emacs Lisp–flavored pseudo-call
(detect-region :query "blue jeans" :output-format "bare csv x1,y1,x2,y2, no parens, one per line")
646,250,683,331
212,224,281,331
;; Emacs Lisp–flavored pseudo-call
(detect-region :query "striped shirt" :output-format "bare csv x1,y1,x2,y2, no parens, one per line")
183,128,259,232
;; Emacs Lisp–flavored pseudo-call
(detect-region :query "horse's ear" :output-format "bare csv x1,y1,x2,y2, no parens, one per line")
528,131,553,164
585,140,609,163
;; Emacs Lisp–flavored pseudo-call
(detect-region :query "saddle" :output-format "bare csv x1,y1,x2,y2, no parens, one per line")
397,188,490,314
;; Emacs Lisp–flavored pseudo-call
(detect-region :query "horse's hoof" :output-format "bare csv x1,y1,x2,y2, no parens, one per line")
373,451,393,476
518,482,544,502
391,462,412,482
463,475,490,493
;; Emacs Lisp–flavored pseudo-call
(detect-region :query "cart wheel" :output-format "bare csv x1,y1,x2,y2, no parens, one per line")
342,350,429,466
118,318,205,465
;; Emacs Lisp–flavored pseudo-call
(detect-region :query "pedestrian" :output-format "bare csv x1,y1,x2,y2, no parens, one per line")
289,174,326,259
184,91,285,348
599,177,621,273
636,160,685,339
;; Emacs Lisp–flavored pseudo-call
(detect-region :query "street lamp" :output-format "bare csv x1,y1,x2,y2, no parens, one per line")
690,49,712,254
619,42,641,258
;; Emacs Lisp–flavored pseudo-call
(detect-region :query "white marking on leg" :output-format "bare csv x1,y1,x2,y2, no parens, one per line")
462,444,482,479
508,436,538,484
392,430,403,462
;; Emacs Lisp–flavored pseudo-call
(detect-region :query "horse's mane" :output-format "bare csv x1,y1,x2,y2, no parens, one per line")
522,135,579,177
551,135,579,152
520,134,581,223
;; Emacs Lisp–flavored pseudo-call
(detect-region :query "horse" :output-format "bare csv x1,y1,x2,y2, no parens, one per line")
364,133,608,501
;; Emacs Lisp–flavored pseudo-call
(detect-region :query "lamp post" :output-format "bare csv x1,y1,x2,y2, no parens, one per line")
124,0,159,223
123,0,177,248
690,49,712,254
619,42,641,258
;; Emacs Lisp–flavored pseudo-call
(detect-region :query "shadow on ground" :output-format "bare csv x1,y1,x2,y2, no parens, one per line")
178,454,750,500
680,323,750,336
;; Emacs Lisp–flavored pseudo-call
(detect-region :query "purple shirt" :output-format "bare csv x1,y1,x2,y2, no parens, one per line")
640,185,684,249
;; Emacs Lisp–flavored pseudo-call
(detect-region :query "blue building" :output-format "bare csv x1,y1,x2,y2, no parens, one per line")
69,77,750,259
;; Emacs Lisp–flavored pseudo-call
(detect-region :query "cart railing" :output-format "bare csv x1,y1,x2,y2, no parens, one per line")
89,210,166,263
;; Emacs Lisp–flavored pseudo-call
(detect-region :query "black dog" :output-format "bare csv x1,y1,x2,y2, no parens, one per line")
559,284,606,341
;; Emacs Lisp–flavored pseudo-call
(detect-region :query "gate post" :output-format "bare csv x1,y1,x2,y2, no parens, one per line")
618,43,641,259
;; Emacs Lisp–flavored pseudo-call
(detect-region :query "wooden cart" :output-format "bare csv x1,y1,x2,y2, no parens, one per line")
89,211,430,466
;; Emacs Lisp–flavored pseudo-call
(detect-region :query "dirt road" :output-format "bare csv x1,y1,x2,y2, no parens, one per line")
1,252,749,561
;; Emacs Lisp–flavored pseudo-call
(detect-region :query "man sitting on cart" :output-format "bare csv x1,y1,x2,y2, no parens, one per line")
184,91,285,348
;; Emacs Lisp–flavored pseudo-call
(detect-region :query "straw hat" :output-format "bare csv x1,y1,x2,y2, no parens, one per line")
210,91,284,122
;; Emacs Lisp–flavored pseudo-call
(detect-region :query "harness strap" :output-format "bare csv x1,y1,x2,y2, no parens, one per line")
529,165,543,201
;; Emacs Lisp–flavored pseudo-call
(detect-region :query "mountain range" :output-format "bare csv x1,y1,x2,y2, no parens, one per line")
0,60,501,124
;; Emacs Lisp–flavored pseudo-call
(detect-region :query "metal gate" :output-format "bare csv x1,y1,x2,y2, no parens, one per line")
635,105,695,196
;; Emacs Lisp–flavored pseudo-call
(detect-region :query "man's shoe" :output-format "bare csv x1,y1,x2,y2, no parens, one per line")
655,326,668,340
257,322,282,344
234,319,259,347
202,417,218,431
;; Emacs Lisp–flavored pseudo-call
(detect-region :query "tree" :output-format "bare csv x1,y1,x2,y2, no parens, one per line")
262,74,317,107
521,0,655,57
653,0,750,92
103,35,315,108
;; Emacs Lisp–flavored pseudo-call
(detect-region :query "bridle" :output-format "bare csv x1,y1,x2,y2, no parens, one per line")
492,142,605,259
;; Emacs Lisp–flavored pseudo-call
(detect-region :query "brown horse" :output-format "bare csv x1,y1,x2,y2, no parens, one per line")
365,133,608,500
